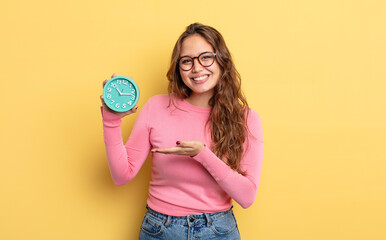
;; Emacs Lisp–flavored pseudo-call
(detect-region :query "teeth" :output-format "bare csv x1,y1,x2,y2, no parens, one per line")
193,75,208,81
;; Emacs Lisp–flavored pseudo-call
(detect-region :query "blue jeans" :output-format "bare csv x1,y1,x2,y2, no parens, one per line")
139,206,241,240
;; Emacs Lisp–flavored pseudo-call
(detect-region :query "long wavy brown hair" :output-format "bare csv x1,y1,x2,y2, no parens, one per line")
167,23,249,174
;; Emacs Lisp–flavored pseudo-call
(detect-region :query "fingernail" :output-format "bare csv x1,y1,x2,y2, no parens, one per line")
176,141,180,145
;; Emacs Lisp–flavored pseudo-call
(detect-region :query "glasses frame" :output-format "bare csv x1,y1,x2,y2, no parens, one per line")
177,51,217,71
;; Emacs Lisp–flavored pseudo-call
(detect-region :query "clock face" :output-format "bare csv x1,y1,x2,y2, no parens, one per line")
103,76,140,112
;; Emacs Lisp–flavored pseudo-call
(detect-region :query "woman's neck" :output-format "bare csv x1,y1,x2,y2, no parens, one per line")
185,92,213,108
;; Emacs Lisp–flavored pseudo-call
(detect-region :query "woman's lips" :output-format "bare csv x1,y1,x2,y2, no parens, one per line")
191,74,209,83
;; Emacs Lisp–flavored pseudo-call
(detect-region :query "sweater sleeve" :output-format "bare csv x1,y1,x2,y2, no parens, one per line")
192,110,263,208
101,101,152,186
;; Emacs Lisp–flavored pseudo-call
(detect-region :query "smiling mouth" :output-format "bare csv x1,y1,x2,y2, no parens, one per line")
192,75,209,81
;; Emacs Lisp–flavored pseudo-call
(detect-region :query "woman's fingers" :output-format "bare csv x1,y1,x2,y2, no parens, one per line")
129,105,139,114
100,95,105,106
103,73,117,88
176,140,202,149
176,140,192,147
152,147,182,154
151,147,193,156
100,95,110,112
151,141,204,156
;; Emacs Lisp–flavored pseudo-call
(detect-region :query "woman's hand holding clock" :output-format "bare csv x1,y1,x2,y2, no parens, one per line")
100,73,139,118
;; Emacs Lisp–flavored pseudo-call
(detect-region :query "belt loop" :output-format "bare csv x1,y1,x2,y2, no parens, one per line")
164,215,171,227
204,213,212,227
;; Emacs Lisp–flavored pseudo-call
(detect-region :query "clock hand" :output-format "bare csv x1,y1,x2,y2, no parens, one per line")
120,93,134,96
116,87,122,95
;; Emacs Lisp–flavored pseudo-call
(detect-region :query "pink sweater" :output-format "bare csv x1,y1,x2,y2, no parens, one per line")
101,95,263,216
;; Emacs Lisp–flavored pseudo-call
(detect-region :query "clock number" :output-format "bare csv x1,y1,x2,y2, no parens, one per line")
128,101,132,105
117,80,121,85
131,89,135,94
115,103,120,108
111,83,117,88
131,96,135,100
122,103,126,108
106,94,111,99
123,80,128,85
129,84,132,88
107,88,112,92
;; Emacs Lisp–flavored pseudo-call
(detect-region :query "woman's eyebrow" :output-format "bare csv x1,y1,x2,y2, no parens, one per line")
179,54,191,58
179,51,210,58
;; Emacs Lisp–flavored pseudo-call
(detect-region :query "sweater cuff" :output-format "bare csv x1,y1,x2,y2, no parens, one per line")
101,107,122,127
192,146,230,182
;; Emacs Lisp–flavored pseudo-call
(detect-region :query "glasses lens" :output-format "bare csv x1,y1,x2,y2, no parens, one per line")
178,52,216,71
179,57,193,71
199,52,215,67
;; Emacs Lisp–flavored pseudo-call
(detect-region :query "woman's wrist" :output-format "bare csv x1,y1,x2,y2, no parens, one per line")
191,143,206,157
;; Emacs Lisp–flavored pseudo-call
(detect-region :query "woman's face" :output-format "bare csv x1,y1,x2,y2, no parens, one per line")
179,34,221,99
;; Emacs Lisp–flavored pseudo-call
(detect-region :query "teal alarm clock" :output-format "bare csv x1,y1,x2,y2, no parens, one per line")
103,76,140,112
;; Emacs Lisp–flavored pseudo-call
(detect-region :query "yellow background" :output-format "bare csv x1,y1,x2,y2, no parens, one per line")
1,0,385,239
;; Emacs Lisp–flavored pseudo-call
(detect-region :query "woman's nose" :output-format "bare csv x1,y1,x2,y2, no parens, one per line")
192,58,203,72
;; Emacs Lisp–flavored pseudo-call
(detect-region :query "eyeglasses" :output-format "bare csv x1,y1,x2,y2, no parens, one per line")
178,51,217,71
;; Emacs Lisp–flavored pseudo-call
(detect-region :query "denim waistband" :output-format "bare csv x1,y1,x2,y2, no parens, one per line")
145,205,234,226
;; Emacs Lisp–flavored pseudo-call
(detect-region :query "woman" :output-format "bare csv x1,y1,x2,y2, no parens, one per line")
100,23,263,240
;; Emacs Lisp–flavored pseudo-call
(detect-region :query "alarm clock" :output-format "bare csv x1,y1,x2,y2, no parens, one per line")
103,76,140,112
